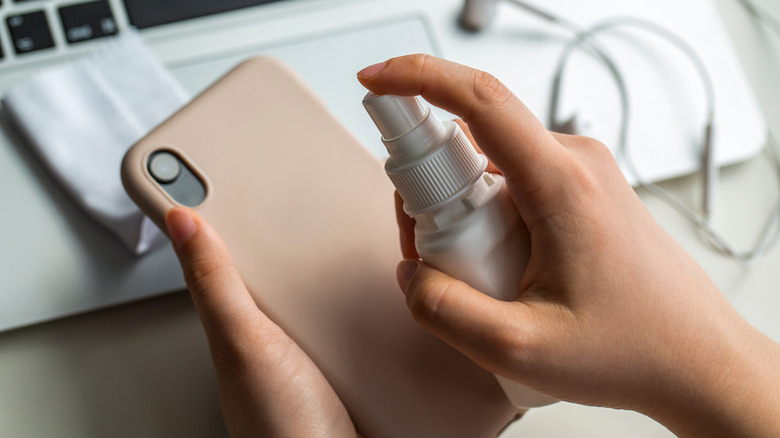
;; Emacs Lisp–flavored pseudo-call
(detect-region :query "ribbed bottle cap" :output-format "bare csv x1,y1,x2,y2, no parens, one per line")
363,93,487,215
386,126,487,215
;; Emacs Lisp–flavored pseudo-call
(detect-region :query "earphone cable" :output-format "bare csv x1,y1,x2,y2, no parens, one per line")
736,0,780,38
507,0,780,266
564,19,780,266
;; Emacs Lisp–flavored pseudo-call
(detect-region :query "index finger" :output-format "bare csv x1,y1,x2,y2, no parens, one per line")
357,54,566,201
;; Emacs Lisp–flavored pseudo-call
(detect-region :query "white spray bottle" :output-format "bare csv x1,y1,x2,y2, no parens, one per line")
363,92,556,408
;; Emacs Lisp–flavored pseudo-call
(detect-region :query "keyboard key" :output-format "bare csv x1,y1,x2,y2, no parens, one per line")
7,11,55,55
59,0,118,44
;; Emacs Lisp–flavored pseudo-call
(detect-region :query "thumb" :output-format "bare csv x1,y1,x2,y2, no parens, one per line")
396,259,541,376
165,207,268,338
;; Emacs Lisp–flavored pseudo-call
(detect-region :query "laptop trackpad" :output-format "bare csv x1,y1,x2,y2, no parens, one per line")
168,15,440,159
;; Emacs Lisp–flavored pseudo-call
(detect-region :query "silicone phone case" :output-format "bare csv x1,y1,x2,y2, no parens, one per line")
122,57,520,437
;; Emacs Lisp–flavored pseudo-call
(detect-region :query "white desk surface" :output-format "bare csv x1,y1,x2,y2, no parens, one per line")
2,0,779,436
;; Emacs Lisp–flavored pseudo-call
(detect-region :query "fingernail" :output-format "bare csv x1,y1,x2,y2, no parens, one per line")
357,61,387,78
396,259,420,294
166,208,197,249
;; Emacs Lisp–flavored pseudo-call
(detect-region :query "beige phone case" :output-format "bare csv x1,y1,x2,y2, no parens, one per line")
122,57,520,437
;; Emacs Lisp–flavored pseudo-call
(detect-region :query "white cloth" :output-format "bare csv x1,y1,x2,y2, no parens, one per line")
2,31,188,255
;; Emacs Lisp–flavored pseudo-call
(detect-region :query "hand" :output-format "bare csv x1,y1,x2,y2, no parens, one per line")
358,55,780,437
165,208,357,438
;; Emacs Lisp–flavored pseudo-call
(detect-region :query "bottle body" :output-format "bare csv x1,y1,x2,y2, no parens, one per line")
413,172,557,408
415,173,528,302
362,92,556,408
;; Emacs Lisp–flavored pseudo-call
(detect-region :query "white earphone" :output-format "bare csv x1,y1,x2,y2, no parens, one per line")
459,0,498,31
458,0,780,266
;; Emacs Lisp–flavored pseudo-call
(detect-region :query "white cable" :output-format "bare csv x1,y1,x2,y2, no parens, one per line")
561,19,780,266
736,0,780,37
504,0,780,266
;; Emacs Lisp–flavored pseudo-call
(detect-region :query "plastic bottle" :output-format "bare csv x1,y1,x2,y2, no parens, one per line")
362,92,556,408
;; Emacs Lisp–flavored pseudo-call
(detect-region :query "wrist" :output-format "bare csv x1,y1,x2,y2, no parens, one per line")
643,315,780,437
703,329,780,436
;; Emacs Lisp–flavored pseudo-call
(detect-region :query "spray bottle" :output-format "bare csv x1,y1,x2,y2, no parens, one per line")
363,92,556,408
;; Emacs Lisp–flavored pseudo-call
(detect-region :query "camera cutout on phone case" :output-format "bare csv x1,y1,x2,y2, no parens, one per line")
147,150,206,207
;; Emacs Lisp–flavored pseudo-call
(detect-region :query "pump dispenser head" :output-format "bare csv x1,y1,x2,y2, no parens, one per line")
362,92,487,215
363,92,448,163
362,92,427,140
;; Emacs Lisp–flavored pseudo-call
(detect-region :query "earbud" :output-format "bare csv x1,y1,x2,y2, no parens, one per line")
460,0,561,32
460,0,499,31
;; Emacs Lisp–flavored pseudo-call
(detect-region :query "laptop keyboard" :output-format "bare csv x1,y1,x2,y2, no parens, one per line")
0,0,283,62
124,0,281,29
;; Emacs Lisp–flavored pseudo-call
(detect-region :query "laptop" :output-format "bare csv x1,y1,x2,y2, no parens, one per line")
0,0,765,331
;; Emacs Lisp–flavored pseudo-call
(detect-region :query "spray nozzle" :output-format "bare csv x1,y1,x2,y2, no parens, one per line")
362,92,428,139
362,92,448,164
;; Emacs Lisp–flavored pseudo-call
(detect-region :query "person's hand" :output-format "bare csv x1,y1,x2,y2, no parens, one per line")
358,55,780,437
165,208,358,438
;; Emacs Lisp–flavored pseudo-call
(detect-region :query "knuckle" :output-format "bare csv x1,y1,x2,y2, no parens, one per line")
561,138,615,191
495,319,530,355
472,70,512,107
567,135,616,165
492,312,541,373
560,151,599,192
406,275,449,326
409,53,430,71
410,53,435,84
583,137,615,162
207,336,252,373
206,313,294,374
569,167,605,209
184,256,238,301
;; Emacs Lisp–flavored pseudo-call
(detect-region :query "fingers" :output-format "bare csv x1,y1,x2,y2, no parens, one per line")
396,260,539,374
165,207,269,338
454,119,500,174
395,191,419,259
358,55,565,201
